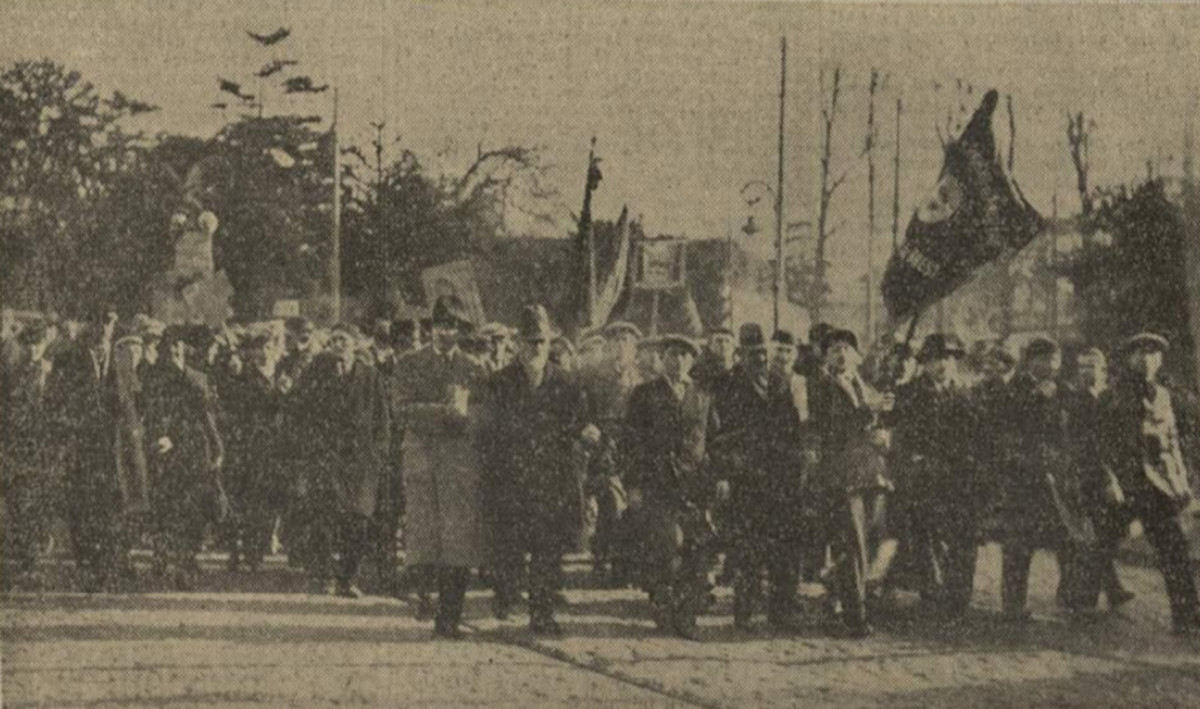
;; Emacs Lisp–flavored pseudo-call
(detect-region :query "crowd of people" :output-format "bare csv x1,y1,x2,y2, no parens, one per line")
2,296,1199,641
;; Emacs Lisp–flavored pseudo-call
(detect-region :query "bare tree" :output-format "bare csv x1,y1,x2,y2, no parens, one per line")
863,69,880,341
812,66,845,324
1067,111,1093,216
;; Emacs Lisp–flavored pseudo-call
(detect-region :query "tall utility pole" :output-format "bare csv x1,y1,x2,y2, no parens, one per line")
892,97,902,254
773,36,787,331
864,70,879,342
330,87,342,322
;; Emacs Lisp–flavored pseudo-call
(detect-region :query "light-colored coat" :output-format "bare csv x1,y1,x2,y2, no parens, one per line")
394,346,488,568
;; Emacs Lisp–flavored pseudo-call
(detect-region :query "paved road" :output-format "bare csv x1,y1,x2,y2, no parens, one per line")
4,545,1200,708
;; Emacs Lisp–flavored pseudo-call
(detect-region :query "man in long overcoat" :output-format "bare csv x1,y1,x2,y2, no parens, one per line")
478,305,589,635
394,296,489,638
712,326,815,631
999,337,1095,621
223,332,289,572
891,333,981,619
294,323,391,597
46,307,131,592
808,328,892,638
1102,333,1200,636
142,325,227,589
1,322,54,589
626,334,723,640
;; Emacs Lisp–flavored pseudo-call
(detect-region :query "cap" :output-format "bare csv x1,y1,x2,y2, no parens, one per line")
823,328,859,353
917,333,966,363
772,329,797,347
603,320,643,339
660,334,700,357
431,295,474,331
330,322,363,339
1124,332,1170,354
1024,336,1060,360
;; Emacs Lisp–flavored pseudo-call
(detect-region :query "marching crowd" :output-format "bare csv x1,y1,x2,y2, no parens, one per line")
2,296,1199,641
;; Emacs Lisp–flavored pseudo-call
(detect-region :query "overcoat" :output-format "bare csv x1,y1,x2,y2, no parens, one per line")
478,362,589,552
393,345,488,567
808,371,888,496
224,365,288,513
142,360,225,519
294,353,390,518
1000,374,1093,547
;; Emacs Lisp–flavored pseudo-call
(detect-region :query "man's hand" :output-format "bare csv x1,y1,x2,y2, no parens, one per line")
715,479,731,501
802,449,820,467
627,487,644,510
581,423,602,446
156,436,173,454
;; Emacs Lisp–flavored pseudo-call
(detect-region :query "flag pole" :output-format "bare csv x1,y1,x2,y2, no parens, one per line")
330,86,342,323
773,36,787,332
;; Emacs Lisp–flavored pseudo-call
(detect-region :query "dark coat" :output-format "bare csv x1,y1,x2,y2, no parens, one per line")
626,376,720,508
142,361,224,489
294,353,391,518
224,365,288,506
809,370,887,496
46,343,120,494
711,371,814,533
478,361,589,550
1000,374,1092,546
892,375,980,511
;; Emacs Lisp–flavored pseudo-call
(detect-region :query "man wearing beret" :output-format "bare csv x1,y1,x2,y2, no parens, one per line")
626,333,723,639
1101,333,1200,635
393,295,489,638
713,326,817,631
292,322,391,598
891,333,982,620
478,304,590,635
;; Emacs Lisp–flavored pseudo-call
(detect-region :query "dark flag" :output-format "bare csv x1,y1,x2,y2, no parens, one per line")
882,89,1042,320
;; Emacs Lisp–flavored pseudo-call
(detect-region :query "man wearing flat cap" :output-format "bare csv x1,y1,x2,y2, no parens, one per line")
890,333,982,619
392,294,488,637
626,333,722,639
999,337,1095,622
576,319,645,587
292,321,391,599
691,327,737,395
712,325,817,631
478,304,589,635
1101,333,1200,635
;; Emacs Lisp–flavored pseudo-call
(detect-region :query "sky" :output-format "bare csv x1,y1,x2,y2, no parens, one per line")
2,0,1198,299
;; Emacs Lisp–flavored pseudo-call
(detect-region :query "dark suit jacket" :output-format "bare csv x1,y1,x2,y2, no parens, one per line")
809,370,885,495
295,353,391,517
626,377,719,508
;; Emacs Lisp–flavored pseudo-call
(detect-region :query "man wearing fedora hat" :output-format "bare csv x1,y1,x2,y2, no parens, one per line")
808,327,893,637
392,294,489,637
1102,333,1200,635
713,325,817,632
890,332,982,620
478,304,589,635
626,333,722,639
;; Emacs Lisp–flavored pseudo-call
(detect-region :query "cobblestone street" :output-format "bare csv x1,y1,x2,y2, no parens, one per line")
4,545,1200,708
